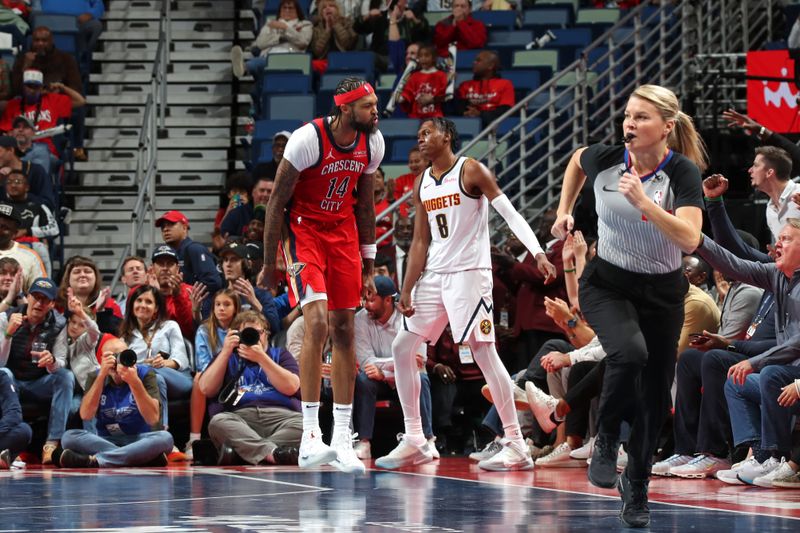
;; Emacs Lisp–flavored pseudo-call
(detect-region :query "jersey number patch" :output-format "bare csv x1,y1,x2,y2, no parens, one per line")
435,213,449,239
326,176,351,199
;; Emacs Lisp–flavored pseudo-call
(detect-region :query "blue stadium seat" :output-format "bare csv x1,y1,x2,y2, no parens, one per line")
472,11,517,31
548,28,593,47
488,30,534,47
262,0,312,17
502,70,542,93
326,51,375,79
251,119,302,161
390,138,419,163
449,117,482,139
263,72,311,94
256,141,274,165
380,118,420,138
30,13,79,33
522,7,573,28
266,94,316,121
456,50,481,71
319,72,360,91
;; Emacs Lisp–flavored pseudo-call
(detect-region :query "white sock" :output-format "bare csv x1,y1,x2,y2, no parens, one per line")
470,339,525,449
332,403,352,439
392,330,426,447
302,402,321,434
188,432,201,442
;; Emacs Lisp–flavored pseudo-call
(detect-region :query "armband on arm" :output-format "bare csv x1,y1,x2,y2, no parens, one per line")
360,244,377,260
490,194,544,257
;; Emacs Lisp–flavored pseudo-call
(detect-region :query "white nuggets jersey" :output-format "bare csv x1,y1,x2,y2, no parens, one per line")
419,156,492,273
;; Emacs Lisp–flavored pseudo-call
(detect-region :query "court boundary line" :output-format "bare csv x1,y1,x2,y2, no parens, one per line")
378,468,800,522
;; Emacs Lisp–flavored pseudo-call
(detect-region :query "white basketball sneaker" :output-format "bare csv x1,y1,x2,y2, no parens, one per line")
298,428,337,468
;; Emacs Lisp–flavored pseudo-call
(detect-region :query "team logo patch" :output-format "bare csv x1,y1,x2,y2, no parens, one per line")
289,262,306,276
479,319,492,335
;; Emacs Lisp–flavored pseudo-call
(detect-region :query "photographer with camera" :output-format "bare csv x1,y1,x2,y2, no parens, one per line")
0,276,69,464
199,310,302,465
58,337,174,468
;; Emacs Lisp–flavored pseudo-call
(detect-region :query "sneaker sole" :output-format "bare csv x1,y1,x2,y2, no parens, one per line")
298,448,338,469
717,475,744,485
737,474,757,485
673,471,711,479
329,459,366,474
478,460,534,472
375,453,433,470
753,479,775,488
772,480,800,489
535,460,586,468
588,463,619,489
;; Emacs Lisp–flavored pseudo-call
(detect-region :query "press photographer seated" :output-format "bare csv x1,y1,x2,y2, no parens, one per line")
58,337,174,468
199,310,302,466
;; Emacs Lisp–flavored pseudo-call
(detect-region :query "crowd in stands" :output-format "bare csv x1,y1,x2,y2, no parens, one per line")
0,0,799,496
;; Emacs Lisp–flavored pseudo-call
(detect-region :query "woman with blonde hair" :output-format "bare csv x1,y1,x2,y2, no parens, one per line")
551,84,706,528
309,0,358,67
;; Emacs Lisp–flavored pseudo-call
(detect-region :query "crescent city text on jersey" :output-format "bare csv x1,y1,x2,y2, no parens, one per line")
320,159,366,175
422,193,461,212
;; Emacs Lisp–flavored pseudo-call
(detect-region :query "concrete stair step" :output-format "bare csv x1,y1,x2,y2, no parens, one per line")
99,30,253,41
104,9,251,21
72,193,220,211
85,138,232,149
102,41,233,53
73,160,241,172
85,117,230,128
108,0,234,10
78,172,225,188
88,93,236,106
90,71,232,84
92,105,233,119
98,62,230,74
88,127,231,140
93,51,235,62
95,84,232,96
82,148,229,161
105,19,237,31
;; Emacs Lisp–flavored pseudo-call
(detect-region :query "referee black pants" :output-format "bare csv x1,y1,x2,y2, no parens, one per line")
579,257,686,481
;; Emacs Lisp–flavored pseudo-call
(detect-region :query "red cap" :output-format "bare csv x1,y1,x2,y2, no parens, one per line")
155,210,190,228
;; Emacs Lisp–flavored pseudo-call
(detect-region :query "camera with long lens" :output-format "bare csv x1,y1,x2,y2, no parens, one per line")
114,349,137,368
238,327,261,347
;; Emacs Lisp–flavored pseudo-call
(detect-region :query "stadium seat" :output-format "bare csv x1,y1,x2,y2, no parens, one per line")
263,72,311,94
576,8,621,25
512,50,560,72
472,11,517,31
265,53,311,75
380,119,420,138
251,119,302,161
502,69,542,93
266,94,316,121
424,11,450,26
382,164,410,180
327,51,375,79
487,30,534,47
320,72,361,91
390,138,419,163
30,12,79,33
449,117,482,139
549,28,593,47
455,50,481,71
522,7,573,28
535,0,578,12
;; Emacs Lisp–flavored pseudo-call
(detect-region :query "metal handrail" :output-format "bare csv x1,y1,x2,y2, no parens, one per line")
375,0,779,246
109,0,171,297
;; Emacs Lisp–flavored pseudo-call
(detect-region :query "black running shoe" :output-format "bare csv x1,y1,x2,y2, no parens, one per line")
272,445,299,465
588,433,620,488
618,471,651,528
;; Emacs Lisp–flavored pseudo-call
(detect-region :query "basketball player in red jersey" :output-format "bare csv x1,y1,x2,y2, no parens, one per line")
259,77,385,473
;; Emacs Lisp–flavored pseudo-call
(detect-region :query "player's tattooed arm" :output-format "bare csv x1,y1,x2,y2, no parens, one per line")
259,159,301,289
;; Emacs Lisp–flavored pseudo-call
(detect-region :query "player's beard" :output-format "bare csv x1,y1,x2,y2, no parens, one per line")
350,113,377,134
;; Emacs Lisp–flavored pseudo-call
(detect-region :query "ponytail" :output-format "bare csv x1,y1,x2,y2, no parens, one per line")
670,111,708,172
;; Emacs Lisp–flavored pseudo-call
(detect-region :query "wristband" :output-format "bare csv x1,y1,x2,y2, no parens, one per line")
564,268,576,273
360,243,377,260
703,195,722,203
4,331,11,338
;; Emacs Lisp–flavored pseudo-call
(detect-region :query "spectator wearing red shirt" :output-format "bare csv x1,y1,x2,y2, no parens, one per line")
0,69,84,157
150,245,195,339
374,168,393,253
399,44,448,119
457,50,515,126
392,145,428,210
433,0,487,57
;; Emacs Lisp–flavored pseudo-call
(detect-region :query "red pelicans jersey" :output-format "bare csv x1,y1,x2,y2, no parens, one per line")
289,118,372,224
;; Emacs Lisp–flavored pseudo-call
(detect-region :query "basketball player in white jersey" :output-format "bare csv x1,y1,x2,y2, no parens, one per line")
375,118,556,471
